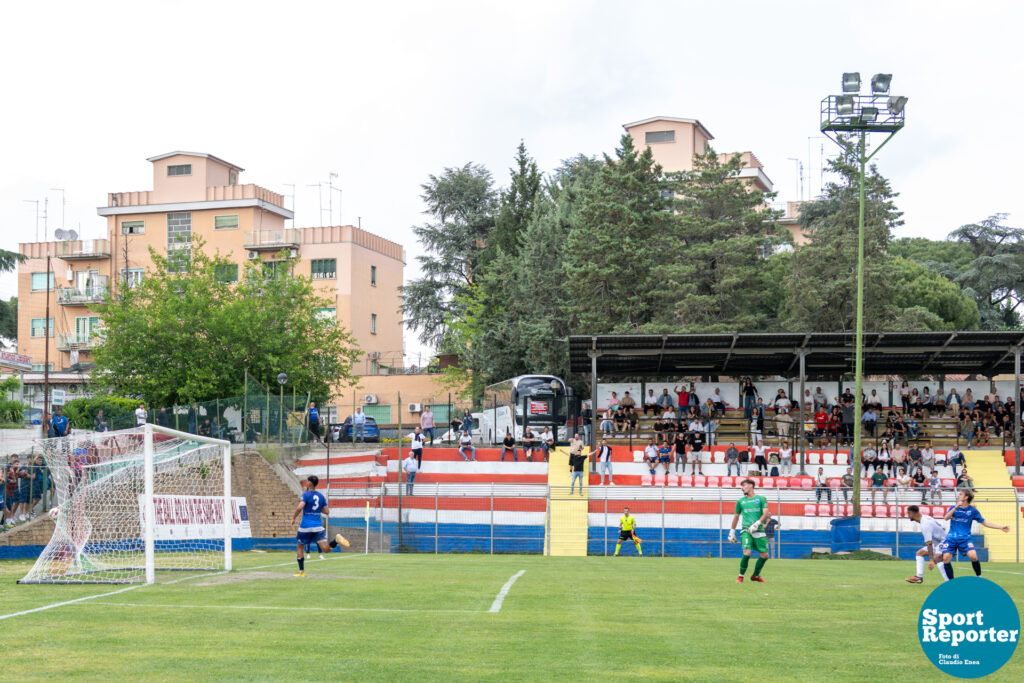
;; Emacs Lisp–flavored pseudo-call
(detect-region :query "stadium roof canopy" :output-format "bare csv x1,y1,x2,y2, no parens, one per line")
567,331,1024,379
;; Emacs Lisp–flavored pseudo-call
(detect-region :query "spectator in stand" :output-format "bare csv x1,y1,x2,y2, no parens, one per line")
569,436,587,496
963,388,975,411
596,440,614,486
643,389,659,417
653,414,670,444
895,467,912,493
815,467,831,503
921,388,933,416
779,443,793,476
658,388,674,412
580,402,593,447
841,468,855,503
862,406,878,437
403,451,418,495
740,378,759,420
802,388,814,415
814,407,829,446
420,406,435,445
606,391,620,414
626,407,639,435
891,413,907,445
51,407,70,438
725,443,741,477
540,427,555,461
599,411,613,437
352,407,367,443
920,444,936,472
752,440,767,476
613,409,626,434
866,389,883,411
813,387,829,413
909,387,920,410
774,389,792,414
93,409,109,433
458,430,476,462
870,468,890,505
135,402,148,426
644,440,659,475
711,388,727,416
619,392,636,413
933,391,946,416
908,444,923,470
956,469,975,492
500,430,517,462
862,445,878,474
899,380,911,414
877,443,892,474
927,470,943,503
946,389,960,416
912,467,928,503
674,431,688,474
776,408,792,442
690,421,706,460
658,441,672,476
827,406,842,445
892,443,908,473
906,413,920,441
687,443,703,476
673,384,689,418
522,428,536,461
840,400,855,446
706,413,719,447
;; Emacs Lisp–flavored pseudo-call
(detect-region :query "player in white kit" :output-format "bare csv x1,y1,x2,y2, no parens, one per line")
904,505,948,584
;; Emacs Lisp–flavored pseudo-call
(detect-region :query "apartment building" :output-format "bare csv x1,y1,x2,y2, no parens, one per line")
16,152,404,410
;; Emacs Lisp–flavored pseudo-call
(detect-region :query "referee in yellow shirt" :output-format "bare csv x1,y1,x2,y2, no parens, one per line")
614,506,642,556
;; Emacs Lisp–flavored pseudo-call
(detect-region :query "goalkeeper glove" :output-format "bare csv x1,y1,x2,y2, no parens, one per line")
748,522,760,535
727,529,736,542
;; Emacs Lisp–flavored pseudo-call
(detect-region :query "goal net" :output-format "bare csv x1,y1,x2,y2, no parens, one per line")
20,424,233,584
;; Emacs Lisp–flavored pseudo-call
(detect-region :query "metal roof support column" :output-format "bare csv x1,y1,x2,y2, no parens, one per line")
590,348,599,473
798,351,807,476
1015,348,1021,476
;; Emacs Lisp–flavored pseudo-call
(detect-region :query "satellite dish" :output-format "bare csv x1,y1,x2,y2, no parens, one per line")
67,230,78,241
54,229,68,241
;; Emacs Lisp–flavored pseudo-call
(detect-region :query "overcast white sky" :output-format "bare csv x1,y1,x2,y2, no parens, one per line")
1,1,1021,361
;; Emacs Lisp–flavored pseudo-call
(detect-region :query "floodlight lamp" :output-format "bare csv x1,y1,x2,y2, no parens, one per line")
836,95,856,116
888,95,908,115
871,73,892,94
842,72,861,92
859,107,879,123
277,372,288,385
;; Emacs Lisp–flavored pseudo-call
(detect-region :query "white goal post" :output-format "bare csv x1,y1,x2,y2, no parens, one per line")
20,424,233,585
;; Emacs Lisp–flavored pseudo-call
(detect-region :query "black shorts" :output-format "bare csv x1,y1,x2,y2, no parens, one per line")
619,529,637,541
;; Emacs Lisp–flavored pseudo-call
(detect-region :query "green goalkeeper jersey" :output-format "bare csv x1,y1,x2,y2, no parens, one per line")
735,494,767,532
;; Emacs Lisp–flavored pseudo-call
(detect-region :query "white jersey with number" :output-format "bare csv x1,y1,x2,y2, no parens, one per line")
920,515,947,546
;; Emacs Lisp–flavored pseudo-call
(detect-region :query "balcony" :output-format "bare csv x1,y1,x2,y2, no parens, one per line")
57,333,102,351
244,229,301,252
57,276,109,305
56,238,111,260
107,184,286,209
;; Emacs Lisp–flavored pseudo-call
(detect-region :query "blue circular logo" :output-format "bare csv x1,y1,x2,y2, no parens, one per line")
919,577,1020,678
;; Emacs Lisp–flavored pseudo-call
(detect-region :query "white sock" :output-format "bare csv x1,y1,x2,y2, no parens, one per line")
915,555,925,577
937,562,949,582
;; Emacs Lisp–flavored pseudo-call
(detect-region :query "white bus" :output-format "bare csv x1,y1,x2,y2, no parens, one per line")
481,375,571,444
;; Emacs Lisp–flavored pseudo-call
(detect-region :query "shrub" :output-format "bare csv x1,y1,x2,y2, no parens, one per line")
0,399,26,423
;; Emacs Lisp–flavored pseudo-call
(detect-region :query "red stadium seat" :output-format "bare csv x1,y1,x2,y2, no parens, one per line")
817,504,832,516
804,504,817,516
774,476,789,488
835,452,849,466
641,474,653,486
706,476,721,487
875,506,888,518
941,479,955,488
843,504,854,516
799,477,814,489
806,452,821,465
828,478,842,488
819,452,834,465
654,474,666,487
720,476,735,487
932,506,947,517
889,505,900,519
667,475,680,487
679,475,693,487
861,505,874,518
762,477,775,488
693,475,707,487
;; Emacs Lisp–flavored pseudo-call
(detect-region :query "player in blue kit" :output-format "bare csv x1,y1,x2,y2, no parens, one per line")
938,489,1009,579
291,475,348,577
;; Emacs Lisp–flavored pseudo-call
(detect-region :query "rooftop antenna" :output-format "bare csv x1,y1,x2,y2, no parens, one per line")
306,182,324,226
23,199,40,241
50,188,65,231
328,172,338,226
786,157,804,201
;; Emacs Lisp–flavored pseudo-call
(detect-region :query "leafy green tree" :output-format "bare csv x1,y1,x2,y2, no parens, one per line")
562,135,672,332
90,240,361,408
0,297,16,340
654,148,786,332
488,141,541,260
402,163,498,348
0,249,23,274
782,137,910,331
890,237,973,272
942,214,1024,328
889,257,980,330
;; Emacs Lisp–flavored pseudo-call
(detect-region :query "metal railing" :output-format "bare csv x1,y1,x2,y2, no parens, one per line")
56,277,109,305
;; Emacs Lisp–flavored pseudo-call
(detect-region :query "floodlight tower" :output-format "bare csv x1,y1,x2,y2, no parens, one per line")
820,73,907,517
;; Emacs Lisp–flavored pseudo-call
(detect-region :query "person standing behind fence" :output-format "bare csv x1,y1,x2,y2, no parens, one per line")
597,439,614,485
420,406,435,445
403,452,418,496
569,433,586,496
352,407,367,443
93,409,109,433
411,427,425,468
135,402,147,427
51,407,69,438
308,402,322,443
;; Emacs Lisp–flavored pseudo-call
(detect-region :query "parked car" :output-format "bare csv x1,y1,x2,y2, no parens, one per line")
331,415,380,443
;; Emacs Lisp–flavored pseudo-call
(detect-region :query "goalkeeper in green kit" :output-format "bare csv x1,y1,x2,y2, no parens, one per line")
727,478,771,583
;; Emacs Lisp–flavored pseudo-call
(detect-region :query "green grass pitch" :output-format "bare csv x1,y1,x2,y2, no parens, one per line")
0,552,1022,681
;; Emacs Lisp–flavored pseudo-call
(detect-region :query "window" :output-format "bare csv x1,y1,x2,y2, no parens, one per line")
316,307,336,321
262,261,288,280
370,313,377,334
121,220,145,235
31,363,54,372
214,215,239,230
311,258,336,280
229,171,238,186
31,272,54,291
75,316,101,343
120,268,144,288
167,212,192,272
31,318,54,338
370,265,377,286
645,130,675,144
214,263,238,282
167,164,192,176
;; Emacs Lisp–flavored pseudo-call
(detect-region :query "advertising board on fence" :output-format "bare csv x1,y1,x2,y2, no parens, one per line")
139,495,252,540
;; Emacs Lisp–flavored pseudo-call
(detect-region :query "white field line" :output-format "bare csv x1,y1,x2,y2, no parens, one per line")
488,569,526,613
92,602,477,614
986,570,1024,576
0,553,366,621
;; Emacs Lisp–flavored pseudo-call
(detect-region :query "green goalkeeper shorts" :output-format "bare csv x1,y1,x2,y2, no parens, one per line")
741,531,769,553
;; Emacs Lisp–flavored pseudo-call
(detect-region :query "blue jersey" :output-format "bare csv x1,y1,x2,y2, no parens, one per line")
299,491,327,531
309,407,319,423
946,505,984,539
